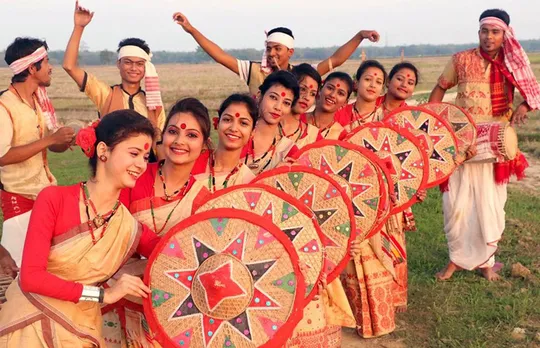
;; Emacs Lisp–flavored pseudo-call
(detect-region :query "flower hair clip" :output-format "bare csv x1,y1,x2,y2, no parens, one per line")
76,119,100,158
212,117,219,130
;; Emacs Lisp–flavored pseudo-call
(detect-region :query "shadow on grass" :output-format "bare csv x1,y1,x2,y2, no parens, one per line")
394,190,540,347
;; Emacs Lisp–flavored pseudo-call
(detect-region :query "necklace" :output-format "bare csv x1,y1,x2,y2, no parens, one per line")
279,121,302,141
310,111,335,139
245,135,277,173
208,152,243,193
158,160,188,201
11,84,37,113
151,175,192,235
352,105,377,126
81,182,120,245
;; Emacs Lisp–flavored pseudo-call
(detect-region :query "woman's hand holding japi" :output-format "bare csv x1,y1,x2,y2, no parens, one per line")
416,189,427,203
103,274,151,305
349,239,362,258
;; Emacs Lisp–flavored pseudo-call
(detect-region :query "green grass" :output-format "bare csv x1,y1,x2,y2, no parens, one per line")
390,190,540,347
1,150,539,347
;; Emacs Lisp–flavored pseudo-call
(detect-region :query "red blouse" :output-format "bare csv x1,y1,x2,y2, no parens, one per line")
20,184,159,303
120,162,207,211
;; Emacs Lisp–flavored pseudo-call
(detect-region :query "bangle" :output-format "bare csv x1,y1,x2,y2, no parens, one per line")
79,285,101,302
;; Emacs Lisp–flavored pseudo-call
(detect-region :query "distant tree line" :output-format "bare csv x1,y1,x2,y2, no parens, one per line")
1,40,539,66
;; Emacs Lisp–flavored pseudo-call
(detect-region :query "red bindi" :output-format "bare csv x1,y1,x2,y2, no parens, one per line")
374,73,378,76
180,123,186,129
407,74,410,77
337,83,341,88
235,112,240,118
144,143,149,150
281,92,286,97
309,84,313,88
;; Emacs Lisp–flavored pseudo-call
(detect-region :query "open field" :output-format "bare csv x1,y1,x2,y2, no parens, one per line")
0,55,539,347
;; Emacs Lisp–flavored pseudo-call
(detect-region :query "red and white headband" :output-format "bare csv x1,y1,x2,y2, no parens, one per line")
118,45,163,110
479,17,509,32
9,46,48,75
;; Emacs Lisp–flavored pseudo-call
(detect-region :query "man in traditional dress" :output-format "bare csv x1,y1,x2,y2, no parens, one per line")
0,37,75,267
173,12,380,96
63,1,165,159
429,9,537,281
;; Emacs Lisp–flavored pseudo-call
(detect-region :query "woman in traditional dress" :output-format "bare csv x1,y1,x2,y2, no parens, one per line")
280,63,323,149
242,70,300,174
304,72,353,140
0,110,159,346
342,62,424,338
192,93,258,192
102,98,212,346
381,62,418,114
335,60,388,132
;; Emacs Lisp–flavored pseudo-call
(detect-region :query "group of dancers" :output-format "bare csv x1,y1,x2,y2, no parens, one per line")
0,3,538,347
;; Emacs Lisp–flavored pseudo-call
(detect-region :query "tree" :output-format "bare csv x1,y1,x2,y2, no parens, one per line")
99,50,115,65
193,46,211,63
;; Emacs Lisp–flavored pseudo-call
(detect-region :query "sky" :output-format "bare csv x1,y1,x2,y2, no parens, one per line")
0,0,539,52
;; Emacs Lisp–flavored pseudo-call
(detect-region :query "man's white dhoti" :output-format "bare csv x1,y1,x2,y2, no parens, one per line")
1,210,31,267
442,163,507,270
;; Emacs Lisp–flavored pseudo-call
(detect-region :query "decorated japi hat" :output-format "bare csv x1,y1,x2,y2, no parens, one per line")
196,184,326,304
143,208,305,348
292,140,393,240
252,165,356,282
421,102,477,164
383,106,460,188
346,122,429,214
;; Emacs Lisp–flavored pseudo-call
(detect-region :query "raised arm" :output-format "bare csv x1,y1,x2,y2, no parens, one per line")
173,12,239,75
63,1,95,89
317,30,380,76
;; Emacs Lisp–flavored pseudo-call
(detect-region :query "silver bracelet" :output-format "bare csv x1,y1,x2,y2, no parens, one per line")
80,285,102,303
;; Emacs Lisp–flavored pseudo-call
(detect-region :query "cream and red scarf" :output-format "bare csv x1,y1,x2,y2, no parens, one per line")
9,46,58,131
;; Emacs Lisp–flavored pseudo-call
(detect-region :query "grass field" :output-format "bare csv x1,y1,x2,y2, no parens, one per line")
0,55,539,347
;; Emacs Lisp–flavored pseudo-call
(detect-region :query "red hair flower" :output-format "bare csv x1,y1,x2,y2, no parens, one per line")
76,121,99,158
212,117,219,130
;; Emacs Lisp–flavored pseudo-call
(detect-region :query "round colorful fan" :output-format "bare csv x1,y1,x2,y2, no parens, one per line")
383,105,459,187
291,141,393,240
346,122,429,213
421,102,477,164
143,208,305,348
195,184,325,303
252,165,355,282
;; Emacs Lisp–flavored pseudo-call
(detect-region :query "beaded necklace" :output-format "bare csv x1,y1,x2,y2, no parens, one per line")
150,174,191,235
208,152,243,193
81,182,120,245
